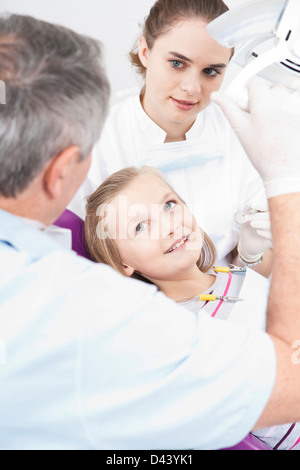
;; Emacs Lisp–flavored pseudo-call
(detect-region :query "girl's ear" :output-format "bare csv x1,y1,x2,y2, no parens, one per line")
122,264,135,277
138,36,150,68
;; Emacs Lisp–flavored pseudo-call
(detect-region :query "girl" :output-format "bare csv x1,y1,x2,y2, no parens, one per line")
85,166,267,322
70,0,272,275
84,165,299,451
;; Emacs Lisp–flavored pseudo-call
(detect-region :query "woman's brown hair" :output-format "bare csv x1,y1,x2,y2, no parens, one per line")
85,166,217,284
130,0,229,77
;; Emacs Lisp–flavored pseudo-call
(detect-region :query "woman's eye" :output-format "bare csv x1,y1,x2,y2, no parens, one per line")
170,59,184,69
135,222,148,234
164,201,176,211
203,68,219,76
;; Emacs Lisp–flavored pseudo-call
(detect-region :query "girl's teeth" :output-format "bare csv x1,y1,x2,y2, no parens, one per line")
167,236,187,253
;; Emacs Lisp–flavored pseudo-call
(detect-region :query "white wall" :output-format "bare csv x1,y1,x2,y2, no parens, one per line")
0,0,240,104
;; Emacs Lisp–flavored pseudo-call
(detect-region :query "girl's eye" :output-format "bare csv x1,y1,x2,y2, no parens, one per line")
170,59,185,69
135,222,148,234
164,201,176,211
203,68,219,77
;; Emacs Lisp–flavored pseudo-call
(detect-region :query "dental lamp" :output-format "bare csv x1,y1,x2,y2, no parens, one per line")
207,0,300,109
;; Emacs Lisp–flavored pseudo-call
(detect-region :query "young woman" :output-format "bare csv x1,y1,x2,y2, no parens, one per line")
84,165,299,451
70,0,272,275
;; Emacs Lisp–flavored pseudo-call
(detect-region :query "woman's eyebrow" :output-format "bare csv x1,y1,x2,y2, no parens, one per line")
209,63,227,69
168,51,227,69
168,51,192,63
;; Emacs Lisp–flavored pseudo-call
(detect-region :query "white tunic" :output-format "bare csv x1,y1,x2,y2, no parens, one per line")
69,92,265,265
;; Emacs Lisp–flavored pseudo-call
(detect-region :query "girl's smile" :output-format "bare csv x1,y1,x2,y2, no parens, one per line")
164,234,190,254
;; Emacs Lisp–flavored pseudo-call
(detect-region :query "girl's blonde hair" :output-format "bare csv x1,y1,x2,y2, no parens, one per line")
85,166,217,283
130,0,229,77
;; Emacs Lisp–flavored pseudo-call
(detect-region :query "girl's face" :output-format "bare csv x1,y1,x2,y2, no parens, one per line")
138,18,232,135
105,174,203,283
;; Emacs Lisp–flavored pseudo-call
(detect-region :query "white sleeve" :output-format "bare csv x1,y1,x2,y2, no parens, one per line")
78,267,276,450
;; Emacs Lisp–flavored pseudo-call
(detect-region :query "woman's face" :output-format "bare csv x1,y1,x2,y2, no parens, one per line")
105,173,203,283
139,18,232,135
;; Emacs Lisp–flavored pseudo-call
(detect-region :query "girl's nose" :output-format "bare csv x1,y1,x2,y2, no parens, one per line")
162,212,183,239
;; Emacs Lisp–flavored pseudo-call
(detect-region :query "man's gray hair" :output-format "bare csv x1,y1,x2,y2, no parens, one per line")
0,14,110,197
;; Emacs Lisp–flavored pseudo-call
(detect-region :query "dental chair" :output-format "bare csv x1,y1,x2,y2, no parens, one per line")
223,433,272,450
54,209,273,451
54,208,90,259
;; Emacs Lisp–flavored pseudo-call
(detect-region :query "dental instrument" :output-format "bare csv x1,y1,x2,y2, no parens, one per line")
214,265,246,273
234,209,261,225
199,294,243,302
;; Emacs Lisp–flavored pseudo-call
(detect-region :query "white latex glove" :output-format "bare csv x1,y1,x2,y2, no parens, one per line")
211,79,300,198
234,202,272,263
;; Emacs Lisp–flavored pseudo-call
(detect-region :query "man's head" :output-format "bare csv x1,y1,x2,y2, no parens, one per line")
0,14,110,222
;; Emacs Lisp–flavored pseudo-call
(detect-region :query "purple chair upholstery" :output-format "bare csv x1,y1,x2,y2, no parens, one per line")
54,209,90,259
54,211,273,451
223,433,272,450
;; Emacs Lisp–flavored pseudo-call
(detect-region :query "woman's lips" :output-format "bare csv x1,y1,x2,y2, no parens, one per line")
171,97,198,111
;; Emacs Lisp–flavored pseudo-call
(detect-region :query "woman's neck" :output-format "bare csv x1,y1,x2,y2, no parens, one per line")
151,267,215,302
140,90,196,143
163,118,197,143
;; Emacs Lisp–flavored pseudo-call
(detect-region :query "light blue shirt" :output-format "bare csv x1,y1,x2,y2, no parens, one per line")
0,209,276,450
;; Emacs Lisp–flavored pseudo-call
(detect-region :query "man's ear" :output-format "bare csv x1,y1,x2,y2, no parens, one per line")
43,146,81,199
122,264,135,277
138,36,150,68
